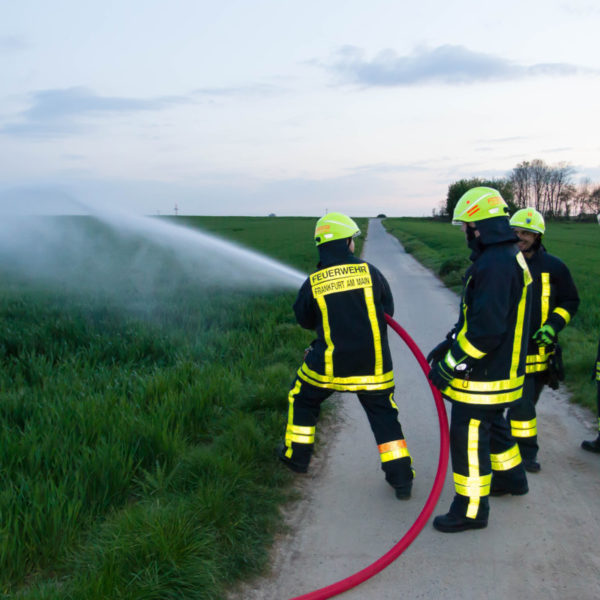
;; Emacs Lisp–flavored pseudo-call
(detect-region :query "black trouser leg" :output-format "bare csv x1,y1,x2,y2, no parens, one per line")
358,390,413,488
507,374,545,460
447,403,491,522
282,377,331,470
490,408,528,490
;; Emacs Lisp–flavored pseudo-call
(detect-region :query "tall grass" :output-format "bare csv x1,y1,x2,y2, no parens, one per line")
0,215,366,599
383,218,600,412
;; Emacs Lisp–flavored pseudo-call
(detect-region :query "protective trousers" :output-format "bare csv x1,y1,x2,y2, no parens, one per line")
282,377,413,488
507,373,546,460
448,403,527,521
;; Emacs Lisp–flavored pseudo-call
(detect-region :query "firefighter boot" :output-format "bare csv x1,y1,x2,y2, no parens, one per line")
276,444,308,473
433,512,488,533
523,458,541,473
581,435,600,454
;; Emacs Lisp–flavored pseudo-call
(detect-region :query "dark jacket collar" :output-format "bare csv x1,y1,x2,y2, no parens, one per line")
316,239,354,267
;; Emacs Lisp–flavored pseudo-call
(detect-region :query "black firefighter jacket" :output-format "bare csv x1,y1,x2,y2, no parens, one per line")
442,219,532,409
293,239,394,393
524,246,579,374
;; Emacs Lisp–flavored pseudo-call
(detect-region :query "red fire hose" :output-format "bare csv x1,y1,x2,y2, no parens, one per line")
288,314,450,600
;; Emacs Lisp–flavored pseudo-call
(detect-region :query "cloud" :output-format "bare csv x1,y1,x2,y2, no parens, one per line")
0,35,27,53
1,87,189,138
192,83,283,98
324,44,598,86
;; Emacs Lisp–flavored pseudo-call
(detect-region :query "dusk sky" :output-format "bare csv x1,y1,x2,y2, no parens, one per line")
1,1,599,217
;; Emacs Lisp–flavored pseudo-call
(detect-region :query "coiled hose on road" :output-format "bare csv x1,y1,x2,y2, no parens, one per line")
288,314,450,600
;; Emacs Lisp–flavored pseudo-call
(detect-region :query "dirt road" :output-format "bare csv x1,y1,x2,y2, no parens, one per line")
232,218,600,600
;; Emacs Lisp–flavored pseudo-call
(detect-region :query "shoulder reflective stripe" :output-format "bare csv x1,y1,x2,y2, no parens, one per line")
490,444,522,471
444,387,522,405
297,365,395,391
541,272,550,325
510,271,529,379
362,268,383,375
456,334,486,359
449,375,523,392
510,418,537,438
310,263,373,297
316,295,334,377
553,306,571,325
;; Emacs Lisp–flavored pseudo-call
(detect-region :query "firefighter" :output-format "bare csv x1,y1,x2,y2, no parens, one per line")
581,338,600,453
427,187,531,533
507,208,579,471
277,212,414,499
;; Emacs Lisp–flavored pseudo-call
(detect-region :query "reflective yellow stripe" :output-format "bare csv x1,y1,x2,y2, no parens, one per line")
540,272,550,326
457,332,486,359
526,351,550,374
454,473,492,497
512,254,531,379
466,418,482,518
596,361,600,382
526,352,550,364
284,380,302,458
449,375,523,392
553,306,571,325
526,363,549,374
456,287,486,360
444,387,522,405
299,364,394,385
316,296,334,377
363,278,383,375
491,444,522,471
511,418,537,438
378,439,410,463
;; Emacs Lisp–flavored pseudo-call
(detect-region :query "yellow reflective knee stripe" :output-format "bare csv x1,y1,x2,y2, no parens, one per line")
491,444,522,471
511,418,537,438
378,439,410,463
363,282,383,375
297,364,394,391
316,296,334,377
596,361,600,382
553,307,571,325
285,423,315,445
454,473,492,497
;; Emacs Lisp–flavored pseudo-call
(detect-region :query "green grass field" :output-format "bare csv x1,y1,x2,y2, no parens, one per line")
0,215,366,599
383,217,599,412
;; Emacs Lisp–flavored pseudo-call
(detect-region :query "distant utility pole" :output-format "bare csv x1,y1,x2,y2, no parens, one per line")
174,203,178,216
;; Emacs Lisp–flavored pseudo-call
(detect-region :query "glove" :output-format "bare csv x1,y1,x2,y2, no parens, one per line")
428,360,454,390
428,344,474,391
533,323,556,347
426,339,452,365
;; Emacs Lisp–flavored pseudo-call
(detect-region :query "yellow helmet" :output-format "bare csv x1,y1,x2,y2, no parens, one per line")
314,212,360,246
510,207,545,235
452,187,509,224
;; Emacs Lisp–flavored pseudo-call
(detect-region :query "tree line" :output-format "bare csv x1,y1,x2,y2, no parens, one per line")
441,159,600,219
